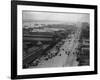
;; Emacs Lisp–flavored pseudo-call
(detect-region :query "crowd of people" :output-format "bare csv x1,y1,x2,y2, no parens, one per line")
29,39,66,67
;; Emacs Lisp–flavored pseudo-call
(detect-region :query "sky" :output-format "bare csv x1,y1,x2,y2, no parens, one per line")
22,11,90,23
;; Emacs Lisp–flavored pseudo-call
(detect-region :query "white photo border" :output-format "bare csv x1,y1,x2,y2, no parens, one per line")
17,5,95,75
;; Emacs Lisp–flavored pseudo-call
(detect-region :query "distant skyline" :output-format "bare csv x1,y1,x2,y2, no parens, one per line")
23,11,90,23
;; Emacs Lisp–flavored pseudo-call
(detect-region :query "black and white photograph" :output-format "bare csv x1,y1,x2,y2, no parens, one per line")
22,11,90,69
11,1,97,79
